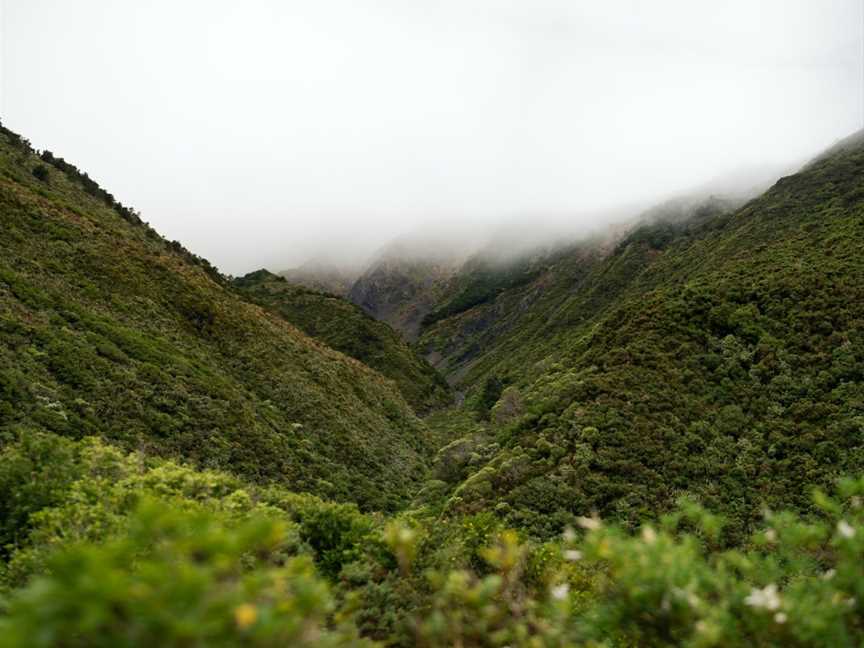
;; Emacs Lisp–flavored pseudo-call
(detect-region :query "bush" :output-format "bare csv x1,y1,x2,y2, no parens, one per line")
0,501,372,648
473,375,504,421
0,431,82,558
294,501,377,579
30,165,49,182
4,434,864,646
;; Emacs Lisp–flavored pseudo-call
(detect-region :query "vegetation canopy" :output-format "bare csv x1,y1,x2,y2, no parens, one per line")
0,120,863,646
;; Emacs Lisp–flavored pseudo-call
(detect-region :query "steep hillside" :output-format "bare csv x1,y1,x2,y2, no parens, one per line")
418,198,740,387
233,269,450,411
0,123,428,512
347,245,467,342
3,120,864,647
433,133,864,537
418,238,613,386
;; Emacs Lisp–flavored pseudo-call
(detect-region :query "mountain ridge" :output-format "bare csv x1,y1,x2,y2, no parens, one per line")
1,119,864,646
419,131,864,537
0,122,432,512
233,269,451,412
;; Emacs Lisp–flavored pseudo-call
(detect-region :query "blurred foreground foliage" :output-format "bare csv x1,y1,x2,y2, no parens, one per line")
3,432,864,647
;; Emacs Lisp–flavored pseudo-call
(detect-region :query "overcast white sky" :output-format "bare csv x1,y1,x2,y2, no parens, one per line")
1,1,861,274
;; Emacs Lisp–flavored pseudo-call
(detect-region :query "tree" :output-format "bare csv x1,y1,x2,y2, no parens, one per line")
474,375,504,421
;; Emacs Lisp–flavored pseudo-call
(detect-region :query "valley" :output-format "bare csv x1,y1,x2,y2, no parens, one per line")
0,121,863,646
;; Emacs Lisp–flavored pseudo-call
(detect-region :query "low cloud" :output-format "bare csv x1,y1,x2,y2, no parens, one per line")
3,0,860,273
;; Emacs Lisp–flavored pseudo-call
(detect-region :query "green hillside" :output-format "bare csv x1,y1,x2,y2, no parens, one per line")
427,133,864,538
0,123,429,512
417,198,741,387
3,118,864,646
233,269,450,412
418,238,612,385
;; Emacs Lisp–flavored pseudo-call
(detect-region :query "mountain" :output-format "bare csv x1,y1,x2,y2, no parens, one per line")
233,269,451,411
343,165,786,353
347,243,467,342
0,123,429,512
3,119,864,647
427,131,864,537
418,196,743,386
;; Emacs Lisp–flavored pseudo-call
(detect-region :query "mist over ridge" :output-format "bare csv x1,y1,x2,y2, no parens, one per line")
3,0,859,275
2,1,864,643
283,157,797,283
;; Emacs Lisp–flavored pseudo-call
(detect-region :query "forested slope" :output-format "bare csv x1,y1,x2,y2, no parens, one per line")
418,198,742,388
1,122,864,647
433,133,864,537
233,269,450,412
0,124,428,512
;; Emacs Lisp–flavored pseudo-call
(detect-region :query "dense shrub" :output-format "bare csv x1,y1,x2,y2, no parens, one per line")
0,431,82,558
473,375,504,421
4,434,864,647
30,165,49,182
0,502,372,648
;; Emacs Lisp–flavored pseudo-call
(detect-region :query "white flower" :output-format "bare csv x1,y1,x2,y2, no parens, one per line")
837,520,856,539
774,612,787,624
822,569,836,581
551,583,570,600
672,587,700,609
641,526,657,544
744,584,781,611
563,549,582,562
831,592,855,608
764,529,777,543
562,527,576,543
577,516,601,531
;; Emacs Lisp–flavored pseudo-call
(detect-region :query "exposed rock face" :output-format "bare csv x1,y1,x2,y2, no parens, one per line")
344,232,481,341
348,257,461,342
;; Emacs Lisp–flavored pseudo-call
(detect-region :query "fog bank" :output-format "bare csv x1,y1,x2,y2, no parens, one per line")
2,0,860,273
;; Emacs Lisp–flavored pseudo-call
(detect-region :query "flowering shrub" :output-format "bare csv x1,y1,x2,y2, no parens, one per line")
3,434,864,647
0,501,372,648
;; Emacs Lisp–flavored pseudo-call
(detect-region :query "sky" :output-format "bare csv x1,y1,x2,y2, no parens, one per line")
0,0,861,274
